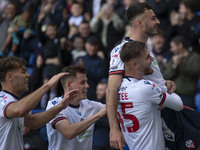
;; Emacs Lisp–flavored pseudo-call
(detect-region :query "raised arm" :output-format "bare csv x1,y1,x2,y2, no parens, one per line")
106,74,124,150
24,89,79,129
55,106,106,140
6,73,68,119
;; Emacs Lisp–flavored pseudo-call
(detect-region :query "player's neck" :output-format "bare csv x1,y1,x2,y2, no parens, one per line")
129,30,148,43
124,73,142,80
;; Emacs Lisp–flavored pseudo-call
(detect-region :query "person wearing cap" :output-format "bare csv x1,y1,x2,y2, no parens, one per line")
75,35,107,100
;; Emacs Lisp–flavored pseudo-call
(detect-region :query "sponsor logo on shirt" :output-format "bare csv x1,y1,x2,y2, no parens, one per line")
114,54,118,57
0,93,5,98
119,87,127,91
185,139,195,149
152,58,158,66
110,66,118,70
52,100,58,105
77,130,92,140
114,47,119,53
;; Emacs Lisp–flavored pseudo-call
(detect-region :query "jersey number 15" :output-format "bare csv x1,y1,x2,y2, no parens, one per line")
117,103,139,132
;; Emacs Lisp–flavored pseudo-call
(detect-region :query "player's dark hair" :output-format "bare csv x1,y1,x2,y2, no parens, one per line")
0,56,27,82
126,2,152,25
120,41,146,63
60,65,86,88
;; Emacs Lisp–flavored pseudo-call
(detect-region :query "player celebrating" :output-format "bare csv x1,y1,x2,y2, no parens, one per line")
106,3,176,149
118,41,183,150
46,65,106,150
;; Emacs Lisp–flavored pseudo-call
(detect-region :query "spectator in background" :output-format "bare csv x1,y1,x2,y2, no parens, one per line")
167,0,200,52
93,79,114,150
90,2,124,58
36,18,62,108
1,8,33,57
68,2,84,27
75,36,106,100
151,29,172,72
71,35,86,63
0,2,16,56
164,36,200,109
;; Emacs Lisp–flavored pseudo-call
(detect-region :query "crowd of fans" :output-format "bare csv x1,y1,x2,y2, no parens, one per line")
0,0,200,149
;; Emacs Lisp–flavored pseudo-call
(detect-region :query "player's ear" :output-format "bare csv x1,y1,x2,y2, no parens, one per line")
6,72,13,81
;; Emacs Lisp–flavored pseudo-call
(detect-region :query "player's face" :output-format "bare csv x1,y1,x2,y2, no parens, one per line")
70,73,89,100
143,9,160,37
138,48,154,75
11,67,30,96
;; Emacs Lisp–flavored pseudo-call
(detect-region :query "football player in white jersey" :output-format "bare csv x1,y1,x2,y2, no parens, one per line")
106,2,176,150
0,56,78,150
46,65,106,150
118,41,183,150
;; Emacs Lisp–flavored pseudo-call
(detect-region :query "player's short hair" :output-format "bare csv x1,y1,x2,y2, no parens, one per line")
126,2,152,25
60,65,86,88
0,56,27,82
120,41,146,64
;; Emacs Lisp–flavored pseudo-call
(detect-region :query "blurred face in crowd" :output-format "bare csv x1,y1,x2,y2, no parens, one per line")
78,23,90,38
151,34,165,53
5,3,16,19
170,41,180,54
70,3,83,17
73,37,84,51
46,25,57,39
179,3,188,19
96,83,107,101
85,43,98,56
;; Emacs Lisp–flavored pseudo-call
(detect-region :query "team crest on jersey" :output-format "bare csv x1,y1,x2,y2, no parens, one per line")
110,66,118,70
185,140,195,149
144,80,151,85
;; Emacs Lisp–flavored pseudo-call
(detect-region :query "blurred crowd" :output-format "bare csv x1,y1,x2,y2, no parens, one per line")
0,0,200,149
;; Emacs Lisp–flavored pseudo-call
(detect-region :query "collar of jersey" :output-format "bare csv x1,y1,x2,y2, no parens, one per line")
124,76,139,82
2,90,19,100
124,37,133,42
61,95,80,108
69,104,80,108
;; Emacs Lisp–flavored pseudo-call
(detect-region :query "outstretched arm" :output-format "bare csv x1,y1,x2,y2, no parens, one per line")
24,89,79,129
106,74,124,150
6,73,69,119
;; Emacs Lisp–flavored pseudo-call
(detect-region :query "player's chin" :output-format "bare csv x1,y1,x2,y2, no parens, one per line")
145,68,154,75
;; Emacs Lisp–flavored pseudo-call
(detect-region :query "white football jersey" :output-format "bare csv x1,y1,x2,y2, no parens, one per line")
109,37,167,92
117,77,183,150
46,97,104,150
0,91,24,150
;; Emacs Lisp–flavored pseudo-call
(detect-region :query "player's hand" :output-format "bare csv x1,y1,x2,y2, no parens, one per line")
60,89,79,109
110,128,124,150
97,106,107,118
165,80,176,94
46,73,69,88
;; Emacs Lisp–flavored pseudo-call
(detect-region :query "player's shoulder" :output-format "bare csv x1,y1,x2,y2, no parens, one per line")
0,91,17,103
46,97,62,109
